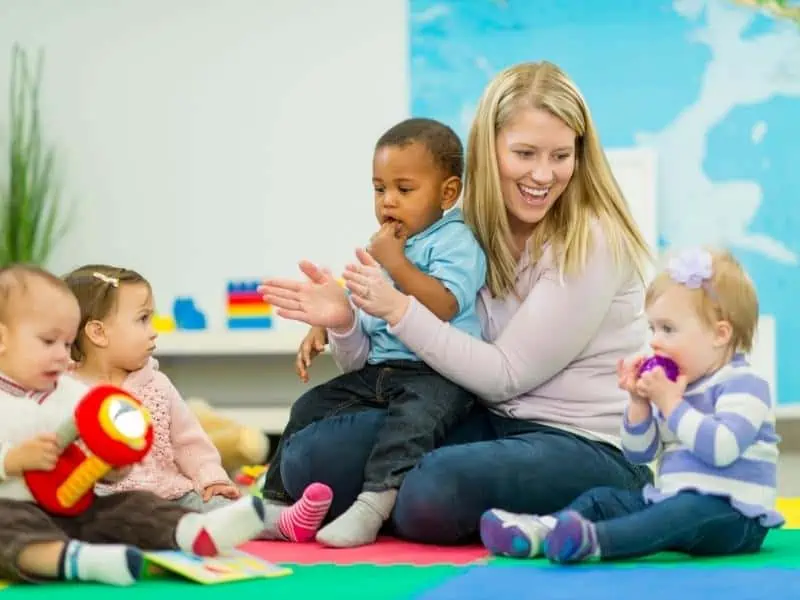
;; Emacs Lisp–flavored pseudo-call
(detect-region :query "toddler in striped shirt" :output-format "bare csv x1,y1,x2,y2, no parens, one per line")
480,248,783,563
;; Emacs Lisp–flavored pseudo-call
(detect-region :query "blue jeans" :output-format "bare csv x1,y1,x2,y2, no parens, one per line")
280,406,652,544
566,486,769,559
262,360,474,503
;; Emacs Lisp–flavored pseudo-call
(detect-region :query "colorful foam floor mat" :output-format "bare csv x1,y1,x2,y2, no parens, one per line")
3,500,799,599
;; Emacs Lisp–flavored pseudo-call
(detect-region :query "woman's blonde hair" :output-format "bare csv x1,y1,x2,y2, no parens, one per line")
463,61,651,297
62,264,150,361
646,248,759,354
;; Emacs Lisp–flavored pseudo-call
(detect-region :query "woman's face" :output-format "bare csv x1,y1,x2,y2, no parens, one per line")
495,107,577,239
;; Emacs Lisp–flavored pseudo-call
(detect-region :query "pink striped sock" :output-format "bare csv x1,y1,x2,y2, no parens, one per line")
277,482,333,542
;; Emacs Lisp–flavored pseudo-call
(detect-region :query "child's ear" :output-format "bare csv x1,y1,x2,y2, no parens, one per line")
84,320,109,349
440,176,462,211
713,320,733,349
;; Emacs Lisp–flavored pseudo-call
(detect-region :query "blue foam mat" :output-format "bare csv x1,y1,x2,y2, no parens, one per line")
414,566,800,600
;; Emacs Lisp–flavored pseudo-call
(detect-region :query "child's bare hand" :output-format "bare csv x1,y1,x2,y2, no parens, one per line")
617,356,647,401
5,433,61,475
636,369,687,417
296,326,328,383
368,222,407,272
202,482,241,501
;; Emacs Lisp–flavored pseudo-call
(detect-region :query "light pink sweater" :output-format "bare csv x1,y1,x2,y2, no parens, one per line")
96,358,230,500
331,224,647,442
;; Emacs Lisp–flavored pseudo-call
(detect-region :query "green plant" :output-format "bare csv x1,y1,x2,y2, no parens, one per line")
0,44,67,267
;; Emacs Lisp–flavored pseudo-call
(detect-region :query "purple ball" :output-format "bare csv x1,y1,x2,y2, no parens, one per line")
638,356,679,382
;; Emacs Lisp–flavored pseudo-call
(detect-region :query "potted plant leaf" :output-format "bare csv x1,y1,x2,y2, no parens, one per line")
0,44,68,268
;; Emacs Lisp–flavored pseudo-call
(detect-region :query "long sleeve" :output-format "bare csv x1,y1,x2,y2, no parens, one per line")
328,302,370,373
621,405,662,464
165,379,231,488
665,373,771,468
389,229,628,403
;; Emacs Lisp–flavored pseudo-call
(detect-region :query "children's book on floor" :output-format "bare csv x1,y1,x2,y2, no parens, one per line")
145,549,292,584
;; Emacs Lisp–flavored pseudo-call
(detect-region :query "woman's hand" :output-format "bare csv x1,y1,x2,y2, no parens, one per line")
259,261,355,332
343,248,410,326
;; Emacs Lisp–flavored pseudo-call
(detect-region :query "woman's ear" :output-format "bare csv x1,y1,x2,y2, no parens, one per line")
440,176,463,210
83,319,109,349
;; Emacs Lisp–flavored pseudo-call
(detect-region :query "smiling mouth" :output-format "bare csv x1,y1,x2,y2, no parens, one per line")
518,183,551,206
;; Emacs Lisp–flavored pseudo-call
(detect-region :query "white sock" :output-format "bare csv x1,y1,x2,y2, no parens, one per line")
59,540,142,586
316,489,397,548
175,495,266,556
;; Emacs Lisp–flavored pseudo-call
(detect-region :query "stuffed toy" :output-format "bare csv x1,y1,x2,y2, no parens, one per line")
186,398,271,474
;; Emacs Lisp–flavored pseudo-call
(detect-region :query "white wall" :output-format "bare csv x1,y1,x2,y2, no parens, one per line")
0,0,409,341
0,1,780,418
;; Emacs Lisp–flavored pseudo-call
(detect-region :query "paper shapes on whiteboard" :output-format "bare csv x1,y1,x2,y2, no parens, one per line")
226,281,273,330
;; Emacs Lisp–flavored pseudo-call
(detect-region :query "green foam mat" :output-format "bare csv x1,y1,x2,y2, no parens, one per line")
0,564,462,599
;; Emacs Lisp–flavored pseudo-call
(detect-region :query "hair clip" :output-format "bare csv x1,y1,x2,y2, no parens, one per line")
665,249,713,290
93,272,119,287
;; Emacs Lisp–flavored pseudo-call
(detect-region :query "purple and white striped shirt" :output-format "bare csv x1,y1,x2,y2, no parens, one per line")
621,354,783,527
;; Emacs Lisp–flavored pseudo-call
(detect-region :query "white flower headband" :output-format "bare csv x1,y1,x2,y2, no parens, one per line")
665,249,715,296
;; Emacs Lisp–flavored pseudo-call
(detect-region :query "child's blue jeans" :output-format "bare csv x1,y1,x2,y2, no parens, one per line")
566,486,769,559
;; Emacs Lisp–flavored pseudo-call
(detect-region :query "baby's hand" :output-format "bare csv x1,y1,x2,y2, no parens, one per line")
4,433,60,476
202,482,241,501
296,326,328,383
636,369,687,417
617,356,647,401
368,222,407,273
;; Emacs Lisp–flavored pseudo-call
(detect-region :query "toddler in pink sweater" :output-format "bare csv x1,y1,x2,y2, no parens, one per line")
63,264,333,539
64,265,238,512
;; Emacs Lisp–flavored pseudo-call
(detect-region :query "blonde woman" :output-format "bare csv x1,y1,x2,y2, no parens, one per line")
262,61,655,545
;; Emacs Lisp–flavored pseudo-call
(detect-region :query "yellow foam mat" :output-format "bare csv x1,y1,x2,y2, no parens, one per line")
777,497,800,529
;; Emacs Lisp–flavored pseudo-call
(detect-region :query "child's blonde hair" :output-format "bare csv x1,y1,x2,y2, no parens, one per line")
645,248,759,353
463,61,651,298
62,264,150,361
0,264,72,322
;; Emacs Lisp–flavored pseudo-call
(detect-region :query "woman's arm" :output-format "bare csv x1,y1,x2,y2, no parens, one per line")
389,232,630,403
328,302,370,373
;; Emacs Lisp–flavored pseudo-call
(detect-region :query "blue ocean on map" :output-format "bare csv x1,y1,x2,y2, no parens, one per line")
410,0,800,407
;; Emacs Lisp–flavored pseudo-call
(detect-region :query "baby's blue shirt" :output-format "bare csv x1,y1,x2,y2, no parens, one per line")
360,207,487,364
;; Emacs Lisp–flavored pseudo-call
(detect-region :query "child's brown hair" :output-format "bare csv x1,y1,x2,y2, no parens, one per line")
62,264,150,361
645,248,759,354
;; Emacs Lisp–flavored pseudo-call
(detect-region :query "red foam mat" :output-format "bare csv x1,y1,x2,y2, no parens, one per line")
242,536,490,566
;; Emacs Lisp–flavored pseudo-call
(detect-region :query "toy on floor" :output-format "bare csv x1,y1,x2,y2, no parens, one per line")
187,398,270,473
638,355,679,382
24,384,154,516
235,465,267,496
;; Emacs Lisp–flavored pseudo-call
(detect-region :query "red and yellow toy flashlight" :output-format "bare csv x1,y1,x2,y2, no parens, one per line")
24,384,154,516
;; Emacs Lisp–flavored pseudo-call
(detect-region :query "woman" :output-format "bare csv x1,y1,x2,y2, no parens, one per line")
262,61,654,545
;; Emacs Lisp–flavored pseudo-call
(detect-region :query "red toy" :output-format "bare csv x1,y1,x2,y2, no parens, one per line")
24,384,154,516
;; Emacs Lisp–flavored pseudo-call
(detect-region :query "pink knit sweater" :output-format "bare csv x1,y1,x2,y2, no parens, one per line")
96,358,230,500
